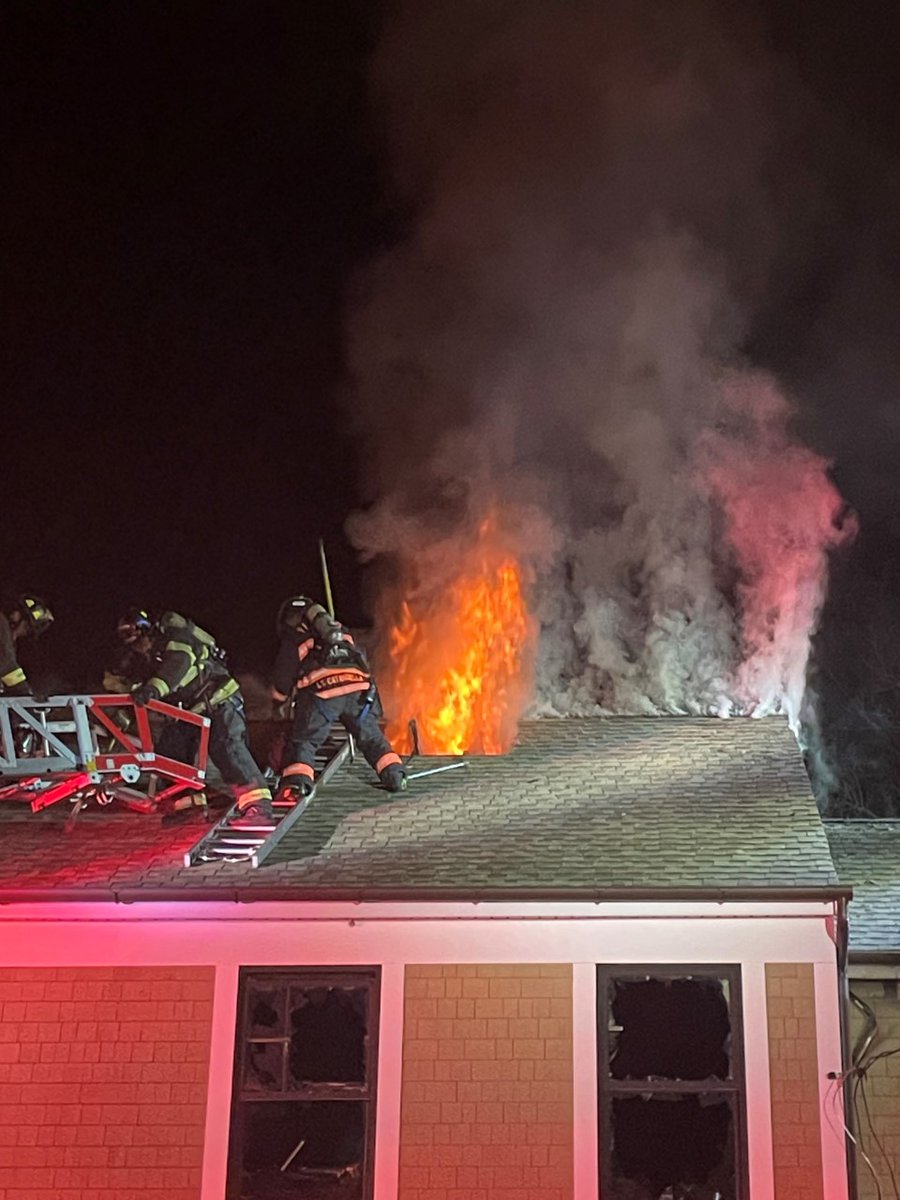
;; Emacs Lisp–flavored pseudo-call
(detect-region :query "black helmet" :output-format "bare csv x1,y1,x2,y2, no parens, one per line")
116,607,154,644
276,595,315,635
6,594,54,638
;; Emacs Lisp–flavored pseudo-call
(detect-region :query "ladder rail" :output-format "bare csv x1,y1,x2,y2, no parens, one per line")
251,737,352,868
0,695,210,811
0,696,83,773
184,731,354,869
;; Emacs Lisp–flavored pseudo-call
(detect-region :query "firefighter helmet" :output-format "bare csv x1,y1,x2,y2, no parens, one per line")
5,594,54,638
116,607,155,644
276,596,315,635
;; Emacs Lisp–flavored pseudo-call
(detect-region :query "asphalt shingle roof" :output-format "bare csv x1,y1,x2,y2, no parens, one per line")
826,820,900,956
0,717,839,902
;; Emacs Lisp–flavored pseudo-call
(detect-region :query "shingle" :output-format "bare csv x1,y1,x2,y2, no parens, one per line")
826,821,900,954
0,716,838,899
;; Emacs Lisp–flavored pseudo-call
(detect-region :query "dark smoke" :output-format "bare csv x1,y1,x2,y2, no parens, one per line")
344,0,869,796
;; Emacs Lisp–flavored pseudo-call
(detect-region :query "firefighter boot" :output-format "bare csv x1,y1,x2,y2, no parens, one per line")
161,790,208,826
379,764,408,793
277,776,314,804
230,804,275,827
230,789,276,827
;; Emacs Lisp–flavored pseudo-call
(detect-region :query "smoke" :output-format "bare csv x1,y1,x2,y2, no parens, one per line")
344,0,855,736
697,375,856,719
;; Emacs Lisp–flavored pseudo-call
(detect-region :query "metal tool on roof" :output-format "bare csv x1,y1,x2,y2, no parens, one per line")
406,718,421,759
0,694,210,822
399,716,468,780
406,761,469,781
184,726,355,869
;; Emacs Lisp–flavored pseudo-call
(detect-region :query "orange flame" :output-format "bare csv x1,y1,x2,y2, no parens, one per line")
381,531,536,755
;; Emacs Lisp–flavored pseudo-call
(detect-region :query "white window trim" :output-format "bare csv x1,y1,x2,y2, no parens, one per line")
202,964,238,1200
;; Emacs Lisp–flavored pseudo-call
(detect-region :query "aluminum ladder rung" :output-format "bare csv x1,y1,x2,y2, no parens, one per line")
184,733,354,869
213,833,271,842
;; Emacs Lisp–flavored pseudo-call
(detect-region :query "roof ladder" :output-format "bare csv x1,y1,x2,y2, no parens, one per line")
184,728,354,869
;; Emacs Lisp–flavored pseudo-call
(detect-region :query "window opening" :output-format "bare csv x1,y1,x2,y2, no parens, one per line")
609,976,732,1081
597,966,747,1200
229,968,379,1200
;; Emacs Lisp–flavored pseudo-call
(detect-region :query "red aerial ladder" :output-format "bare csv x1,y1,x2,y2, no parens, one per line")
0,693,210,822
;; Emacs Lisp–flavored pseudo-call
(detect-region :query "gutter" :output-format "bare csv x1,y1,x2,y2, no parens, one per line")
0,883,853,906
847,950,900,966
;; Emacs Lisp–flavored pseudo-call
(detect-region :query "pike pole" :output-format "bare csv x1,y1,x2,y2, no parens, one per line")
318,537,335,617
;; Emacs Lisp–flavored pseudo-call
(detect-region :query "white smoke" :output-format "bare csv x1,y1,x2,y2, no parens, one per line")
344,0,854,733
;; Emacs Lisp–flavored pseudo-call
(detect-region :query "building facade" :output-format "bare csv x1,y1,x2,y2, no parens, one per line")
0,718,855,1199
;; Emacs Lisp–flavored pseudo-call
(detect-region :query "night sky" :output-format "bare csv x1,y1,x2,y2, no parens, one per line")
6,0,900,808
4,1,383,686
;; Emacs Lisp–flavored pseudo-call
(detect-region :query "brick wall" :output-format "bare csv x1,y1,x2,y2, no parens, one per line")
765,962,824,1200
848,978,900,1200
398,964,573,1200
0,965,214,1200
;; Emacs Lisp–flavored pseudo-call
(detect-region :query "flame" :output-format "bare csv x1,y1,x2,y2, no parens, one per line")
381,526,536,755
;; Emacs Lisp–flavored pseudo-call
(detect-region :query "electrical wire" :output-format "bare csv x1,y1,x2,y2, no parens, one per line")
823,1060,885,1200
843,989,900,1200
859,1071,900,1200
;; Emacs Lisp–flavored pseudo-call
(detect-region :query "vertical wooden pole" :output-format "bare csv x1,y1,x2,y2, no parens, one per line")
318,537,335,617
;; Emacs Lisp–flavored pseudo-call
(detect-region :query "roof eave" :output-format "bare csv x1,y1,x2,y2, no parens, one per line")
847,949,900,965
0,883,852,906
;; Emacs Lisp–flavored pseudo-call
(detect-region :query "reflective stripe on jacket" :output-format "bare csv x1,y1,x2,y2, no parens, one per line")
271,623,372,701
147,612,237,709
0,613,28,695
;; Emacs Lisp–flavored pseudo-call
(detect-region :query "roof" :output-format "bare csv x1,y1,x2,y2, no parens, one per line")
0,717,840,903
826,820,900,958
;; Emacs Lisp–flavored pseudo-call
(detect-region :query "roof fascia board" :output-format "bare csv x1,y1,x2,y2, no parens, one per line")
0,883,850,906
847,954,900,972
0,896,842,924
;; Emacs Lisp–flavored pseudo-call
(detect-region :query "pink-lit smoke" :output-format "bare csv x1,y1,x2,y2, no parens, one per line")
698,374,856,722
344,0,855,738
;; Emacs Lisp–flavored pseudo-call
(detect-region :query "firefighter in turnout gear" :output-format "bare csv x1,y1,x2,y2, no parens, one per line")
1,595,53,696
116,608,274,822
272,596,407,798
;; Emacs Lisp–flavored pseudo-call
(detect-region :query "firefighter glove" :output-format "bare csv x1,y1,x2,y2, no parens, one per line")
132,683,159,708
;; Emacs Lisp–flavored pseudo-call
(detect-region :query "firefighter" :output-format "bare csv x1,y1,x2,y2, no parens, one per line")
116,608,274,823
103,638,153,694
272,596,407,798
0,594,54,696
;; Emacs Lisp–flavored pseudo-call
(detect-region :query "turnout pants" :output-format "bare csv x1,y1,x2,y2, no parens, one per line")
283,690,402,786
208,696,271,808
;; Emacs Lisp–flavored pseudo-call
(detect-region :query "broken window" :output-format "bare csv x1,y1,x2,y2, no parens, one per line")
597,966,747,1200
228,968,379,1200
